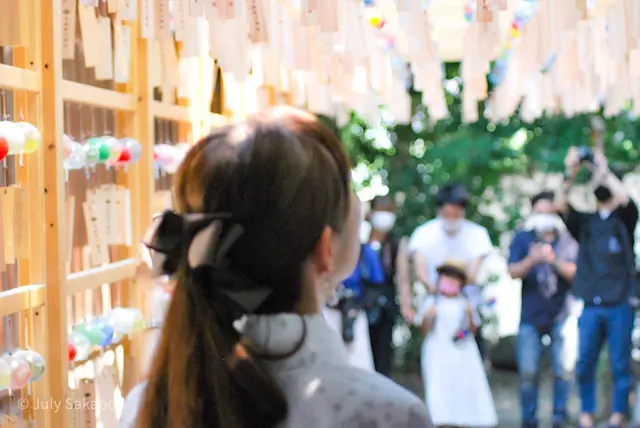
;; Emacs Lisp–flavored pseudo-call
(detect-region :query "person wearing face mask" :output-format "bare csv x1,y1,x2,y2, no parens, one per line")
414,259,498,428
555,147,638,428
362,195,412,377
508,191,579,428
408,183,494,358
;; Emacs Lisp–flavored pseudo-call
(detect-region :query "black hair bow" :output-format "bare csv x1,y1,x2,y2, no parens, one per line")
141,210,271,313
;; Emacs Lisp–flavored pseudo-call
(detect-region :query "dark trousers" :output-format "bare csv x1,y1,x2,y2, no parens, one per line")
369,311,394,377
577,302,633,415
517,321,569,426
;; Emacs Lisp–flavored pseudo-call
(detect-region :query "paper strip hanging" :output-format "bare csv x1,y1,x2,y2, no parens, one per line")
62,0,77,59
119,0,138,20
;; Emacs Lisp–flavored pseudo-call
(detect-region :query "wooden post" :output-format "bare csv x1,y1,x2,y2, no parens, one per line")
127,2,155,387
40,0,68,425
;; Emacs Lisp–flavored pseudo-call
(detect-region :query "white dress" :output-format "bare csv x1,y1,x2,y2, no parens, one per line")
119,313,433,428
415,295,498,427
322,307,375,372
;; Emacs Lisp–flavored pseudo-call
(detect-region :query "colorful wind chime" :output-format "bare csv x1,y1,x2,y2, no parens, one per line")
0,90,43,167
488,0,540,86
0,349,46,392
62,104,142,180
67,307,147,363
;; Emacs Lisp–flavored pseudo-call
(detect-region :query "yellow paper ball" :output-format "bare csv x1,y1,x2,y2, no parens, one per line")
18,122,42,154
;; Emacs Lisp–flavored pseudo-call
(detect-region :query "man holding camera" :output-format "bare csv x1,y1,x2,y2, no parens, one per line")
509,191,578,428
555,147,638,428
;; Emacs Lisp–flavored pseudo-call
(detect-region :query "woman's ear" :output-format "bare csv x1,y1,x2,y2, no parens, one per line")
313,227,334,275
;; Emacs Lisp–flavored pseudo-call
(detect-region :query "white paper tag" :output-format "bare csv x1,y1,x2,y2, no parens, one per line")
62,0,77,59
174,0,189,40
118,0,138,20
141,0,155,39
114,23,131,83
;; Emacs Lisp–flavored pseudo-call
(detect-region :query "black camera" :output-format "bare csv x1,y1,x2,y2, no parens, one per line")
577,146,594,164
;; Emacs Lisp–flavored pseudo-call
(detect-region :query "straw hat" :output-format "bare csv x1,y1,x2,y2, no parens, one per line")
436,258,468,284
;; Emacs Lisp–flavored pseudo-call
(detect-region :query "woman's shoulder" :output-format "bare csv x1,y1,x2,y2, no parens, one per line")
118,373,434,428
118,382,147,428
289,366,433,427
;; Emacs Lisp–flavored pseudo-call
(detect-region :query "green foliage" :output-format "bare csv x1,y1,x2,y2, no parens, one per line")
330,62,640,372
337,62,640,246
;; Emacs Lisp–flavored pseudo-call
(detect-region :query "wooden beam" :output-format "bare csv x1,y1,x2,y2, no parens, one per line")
0,284,46,318
151,100,192,122
40,0,68,424
65,258,138,296
61,80,137,111
0,63,41,92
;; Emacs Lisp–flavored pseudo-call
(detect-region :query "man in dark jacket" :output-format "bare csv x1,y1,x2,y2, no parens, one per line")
555,147,638,428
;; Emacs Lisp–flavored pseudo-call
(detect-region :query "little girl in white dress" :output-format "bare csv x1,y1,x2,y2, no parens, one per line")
414,259,498,428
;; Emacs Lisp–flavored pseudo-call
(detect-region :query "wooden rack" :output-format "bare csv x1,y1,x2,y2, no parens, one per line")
0,0,230,426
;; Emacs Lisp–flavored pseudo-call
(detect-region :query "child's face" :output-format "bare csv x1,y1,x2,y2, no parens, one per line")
438,274,463,296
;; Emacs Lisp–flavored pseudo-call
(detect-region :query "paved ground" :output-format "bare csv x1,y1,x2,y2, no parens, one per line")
394,368,583,428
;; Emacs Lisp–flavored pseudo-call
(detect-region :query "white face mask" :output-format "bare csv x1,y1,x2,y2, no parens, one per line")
441,219,462,235
370,212,396,232
528,213,560,234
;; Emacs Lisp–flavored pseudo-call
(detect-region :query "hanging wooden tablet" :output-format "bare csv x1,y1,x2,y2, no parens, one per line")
155,0,172,40
476,0,493,23
141,0,155,39
78,4,101,68
174,0,189,41
95,17,115,80
114,22,132,83
300,0,318,26
225,0,237,19
190,0,203,17
630,49,640,77
13,186,28,259
66,388,82,428
575,0,588,19
628,0,640,49
118,0,138,20
81,380,97,428
82,198,109,266
62,0,78,59
1,187,16,264
247,0,269,44
95,366,117,428
117,187,133,247
318,0,338,33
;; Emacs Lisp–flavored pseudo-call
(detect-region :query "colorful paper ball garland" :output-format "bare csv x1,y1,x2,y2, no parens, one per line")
0,349,47,391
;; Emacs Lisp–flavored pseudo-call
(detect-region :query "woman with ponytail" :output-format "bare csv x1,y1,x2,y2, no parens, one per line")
118,107,432,428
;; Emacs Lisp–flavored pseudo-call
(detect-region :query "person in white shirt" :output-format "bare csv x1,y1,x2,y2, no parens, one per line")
406,183,494,358
119,107,432,428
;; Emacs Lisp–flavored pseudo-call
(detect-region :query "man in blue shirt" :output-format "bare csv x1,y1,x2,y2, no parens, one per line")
509,191,579,428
